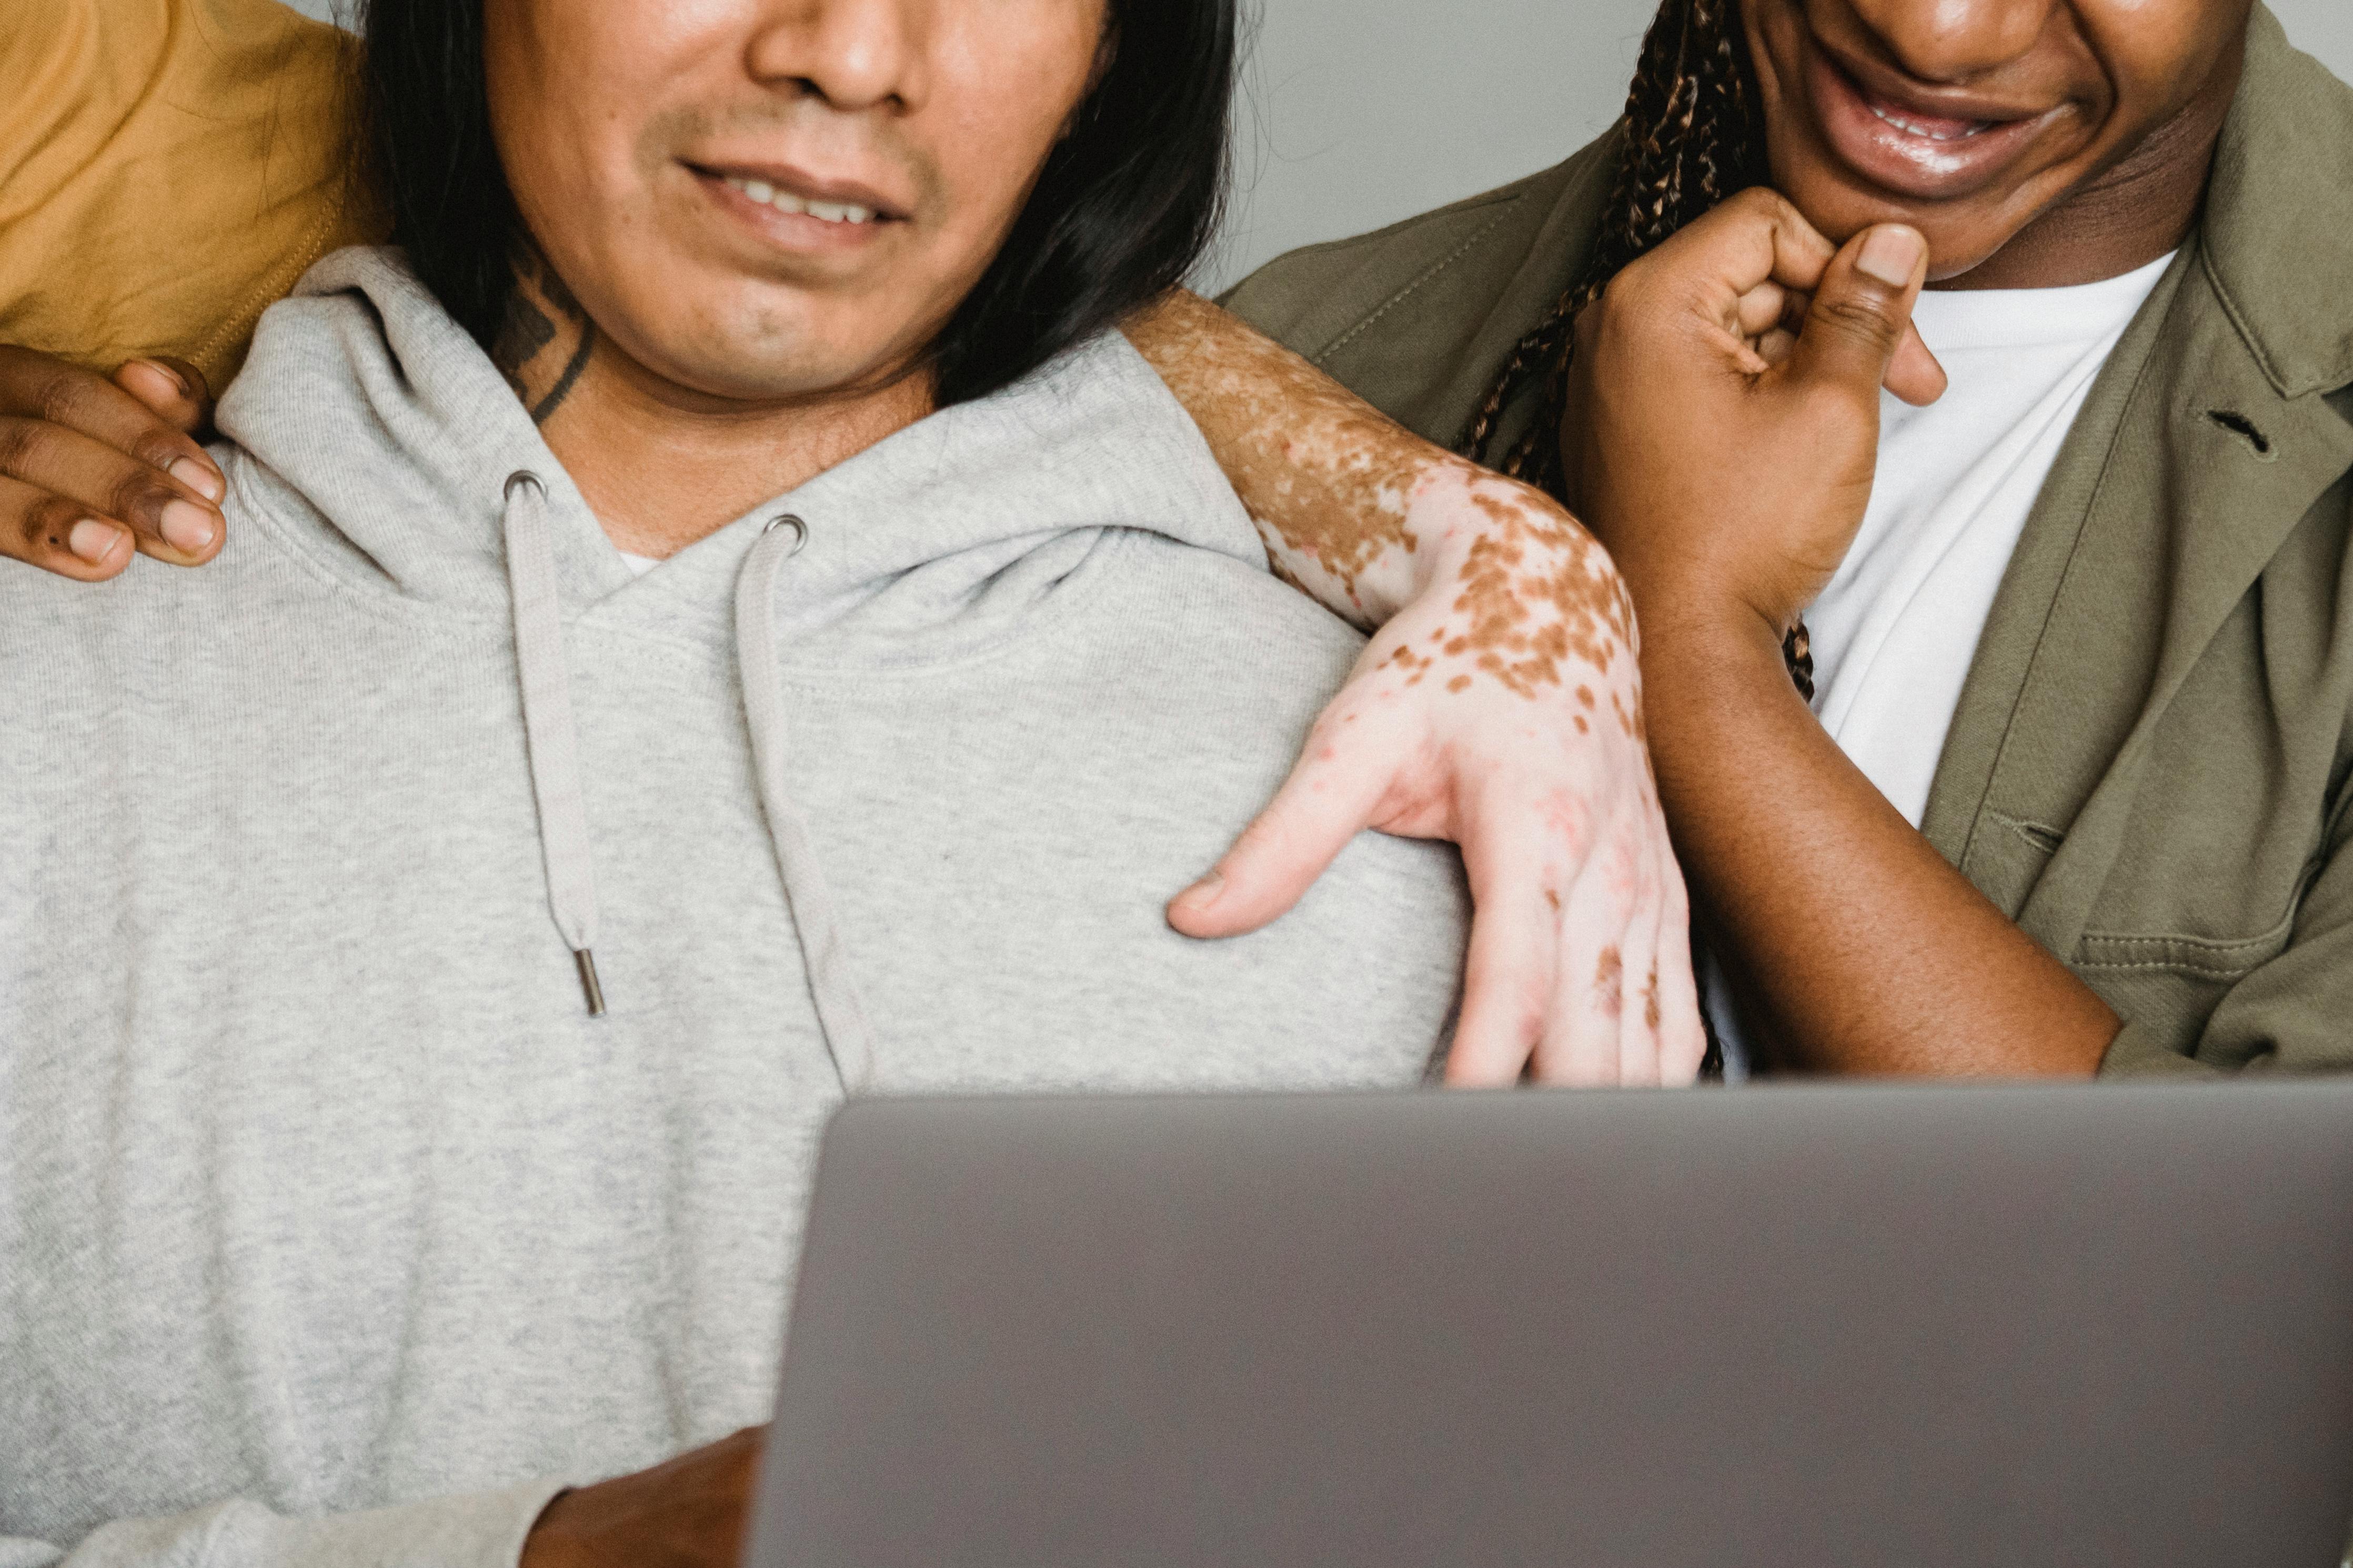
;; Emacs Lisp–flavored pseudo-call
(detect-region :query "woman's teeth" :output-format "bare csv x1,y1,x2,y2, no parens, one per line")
722,175,877,225
1865,98,1993,143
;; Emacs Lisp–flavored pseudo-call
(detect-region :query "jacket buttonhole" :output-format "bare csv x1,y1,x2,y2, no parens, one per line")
2205,409,2278,461
2007,818,2065,854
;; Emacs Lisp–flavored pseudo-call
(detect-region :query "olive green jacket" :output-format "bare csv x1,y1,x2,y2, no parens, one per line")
1225,7,2353,1076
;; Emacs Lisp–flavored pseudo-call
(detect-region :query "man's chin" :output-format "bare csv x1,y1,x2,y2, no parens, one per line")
614,332,933,417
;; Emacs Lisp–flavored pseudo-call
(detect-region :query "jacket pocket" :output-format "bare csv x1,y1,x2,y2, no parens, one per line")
2071,903,2302,1061
2074,905,2299,981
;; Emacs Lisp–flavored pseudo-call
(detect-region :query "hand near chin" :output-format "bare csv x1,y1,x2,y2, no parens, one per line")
521,1427,765,1568
1564,187,1943,648
1168,461,1707,1087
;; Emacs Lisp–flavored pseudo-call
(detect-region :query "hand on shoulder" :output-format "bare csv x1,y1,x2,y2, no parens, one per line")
0,347,224,580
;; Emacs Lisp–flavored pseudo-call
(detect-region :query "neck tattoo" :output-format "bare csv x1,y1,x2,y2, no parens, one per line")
492,248,598,426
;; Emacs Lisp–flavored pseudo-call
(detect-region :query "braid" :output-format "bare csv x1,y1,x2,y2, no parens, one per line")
1457,0,1813,693
1462,0,1765,488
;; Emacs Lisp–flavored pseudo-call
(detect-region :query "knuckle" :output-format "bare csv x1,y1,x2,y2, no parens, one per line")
32,365,97,430
130,428,190,471
20,492,86,550
108,469,165,528
0,414,63,480
1812,292,1902,347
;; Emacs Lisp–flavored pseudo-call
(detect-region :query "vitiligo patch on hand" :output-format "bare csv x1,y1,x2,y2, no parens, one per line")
1127,295,1636,706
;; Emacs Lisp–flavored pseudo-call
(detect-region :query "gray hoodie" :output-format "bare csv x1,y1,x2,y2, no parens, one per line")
0,249,1469,1567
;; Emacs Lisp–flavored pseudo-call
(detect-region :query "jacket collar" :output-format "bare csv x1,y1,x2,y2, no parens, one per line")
1921,5,2353,944
2196,5,2353,401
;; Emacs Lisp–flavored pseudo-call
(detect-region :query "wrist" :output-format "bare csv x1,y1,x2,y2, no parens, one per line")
1634,598,1813,766
1396,457,1490,584
1322,453,1499,626
1631,585,1787,678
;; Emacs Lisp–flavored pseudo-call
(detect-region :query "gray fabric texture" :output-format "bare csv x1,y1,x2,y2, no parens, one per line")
0,247,1470,1567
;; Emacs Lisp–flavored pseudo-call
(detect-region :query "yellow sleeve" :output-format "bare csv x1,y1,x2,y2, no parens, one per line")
0,0,387,392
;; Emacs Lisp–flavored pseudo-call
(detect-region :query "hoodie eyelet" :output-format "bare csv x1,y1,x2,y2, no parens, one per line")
764,513,809,556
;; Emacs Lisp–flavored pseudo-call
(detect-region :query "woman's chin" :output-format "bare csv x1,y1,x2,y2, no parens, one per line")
1767,174,2030,288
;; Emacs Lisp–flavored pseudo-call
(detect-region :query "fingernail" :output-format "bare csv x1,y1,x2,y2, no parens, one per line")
160,498,216,553
139,357,193,398
1857,226,1926,288
170,457,224,503
1175,871,1224,912
67,519,125,564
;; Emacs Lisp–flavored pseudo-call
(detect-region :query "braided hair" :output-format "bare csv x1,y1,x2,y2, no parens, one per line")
1460,0,1817,694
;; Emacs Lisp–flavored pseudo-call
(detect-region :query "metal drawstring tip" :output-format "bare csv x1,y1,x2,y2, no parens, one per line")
574,948,607,1017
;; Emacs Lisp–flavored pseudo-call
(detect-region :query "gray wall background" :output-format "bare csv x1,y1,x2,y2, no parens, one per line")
283,0,2353,293
1204,0,2353,291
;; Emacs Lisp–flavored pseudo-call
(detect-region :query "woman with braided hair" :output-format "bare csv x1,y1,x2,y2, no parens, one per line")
5,0,2351,1080
1230,0,2353,1078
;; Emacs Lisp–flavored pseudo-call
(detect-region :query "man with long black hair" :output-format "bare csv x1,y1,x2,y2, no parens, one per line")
0,0,1512,1559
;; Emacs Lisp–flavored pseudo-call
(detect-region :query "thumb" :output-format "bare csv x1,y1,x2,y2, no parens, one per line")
1166,722,1398,940
1787,223,1929,395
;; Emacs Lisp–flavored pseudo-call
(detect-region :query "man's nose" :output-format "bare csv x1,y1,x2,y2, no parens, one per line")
1841,0,2059,82
746,0,928,112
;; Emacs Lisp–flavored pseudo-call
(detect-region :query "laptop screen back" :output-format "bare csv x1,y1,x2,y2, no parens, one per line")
751,1083,2353,1568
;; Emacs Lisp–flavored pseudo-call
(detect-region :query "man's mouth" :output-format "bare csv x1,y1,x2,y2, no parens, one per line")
683,158,913,251
719,174,880,227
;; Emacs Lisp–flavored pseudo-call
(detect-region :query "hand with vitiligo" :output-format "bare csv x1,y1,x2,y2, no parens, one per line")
1132,294,1706,1086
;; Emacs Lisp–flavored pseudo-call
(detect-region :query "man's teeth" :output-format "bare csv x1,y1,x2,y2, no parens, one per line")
722,175,877,225
1866,101,1991,142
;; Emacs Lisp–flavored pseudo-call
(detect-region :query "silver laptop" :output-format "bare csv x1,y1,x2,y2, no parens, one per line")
748,1082,2353,1567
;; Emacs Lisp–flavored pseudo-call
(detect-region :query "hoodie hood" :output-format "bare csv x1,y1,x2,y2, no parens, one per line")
4,251,1471,1568
217,247,1264,663
214,245,1265,1057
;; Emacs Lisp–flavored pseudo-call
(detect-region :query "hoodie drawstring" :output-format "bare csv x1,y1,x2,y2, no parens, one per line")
501,471,607,1016
735,514,879,1091
495,484,876,1080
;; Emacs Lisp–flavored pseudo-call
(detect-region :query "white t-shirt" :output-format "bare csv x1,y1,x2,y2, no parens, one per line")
618,550,661,577
1706,251,2175,1070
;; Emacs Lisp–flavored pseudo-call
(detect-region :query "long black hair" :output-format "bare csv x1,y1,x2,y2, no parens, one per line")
361,0,1234,406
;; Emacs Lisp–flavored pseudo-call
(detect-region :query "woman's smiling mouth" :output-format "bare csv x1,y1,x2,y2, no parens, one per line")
1863,97,1992,143
1803,41,2066,200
